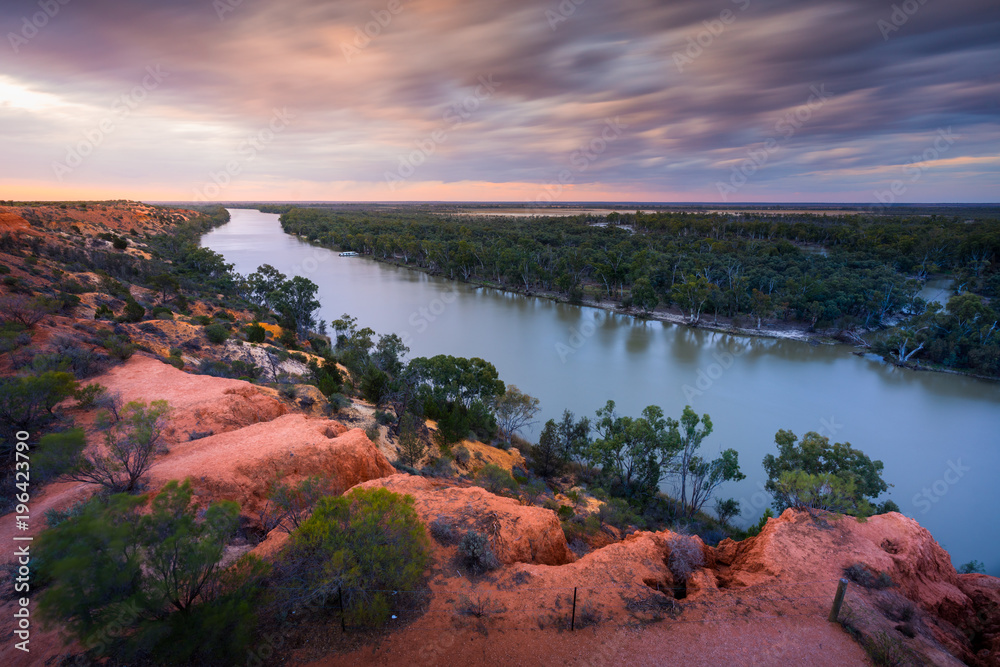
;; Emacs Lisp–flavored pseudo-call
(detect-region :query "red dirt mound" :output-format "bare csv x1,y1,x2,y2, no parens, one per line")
350,474,574,566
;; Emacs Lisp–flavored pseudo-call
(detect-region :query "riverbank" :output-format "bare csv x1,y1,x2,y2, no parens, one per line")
285,231,837,345
284,230,1000,384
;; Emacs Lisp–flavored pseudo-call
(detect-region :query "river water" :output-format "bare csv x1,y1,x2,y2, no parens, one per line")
203,208,1000,574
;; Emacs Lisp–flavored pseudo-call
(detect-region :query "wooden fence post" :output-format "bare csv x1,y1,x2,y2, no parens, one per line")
828,578,848,622
571,587,578,631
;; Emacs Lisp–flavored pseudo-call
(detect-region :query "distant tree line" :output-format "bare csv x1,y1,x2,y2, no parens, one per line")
274,206,1000,376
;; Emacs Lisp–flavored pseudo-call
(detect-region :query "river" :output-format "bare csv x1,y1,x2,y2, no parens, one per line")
202,208,1000,574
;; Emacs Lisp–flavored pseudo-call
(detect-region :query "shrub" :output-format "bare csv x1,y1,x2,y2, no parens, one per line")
245,322,266,343
94,303,115,320
33,428,87,482
397,414,426,467
959,560,985,574
429,517,457,545
475,463,518,496
0,371,78,453
280,488,430,626
73,382,105,408
99,333,135,360
667,535,704,597
364,424,380,443
422,456,452,478
151,305,173,320
557,505,574,520
522,478,547,505
44,498,90,528
459,529,500,574
454,445,471,467
204,323,229,345
111,235,128,250
35,480,256,664
52,338,109,378
64,400,171,492
598,497,642,531
0,294,53,328
118,298,145,323
266,475,334,532
844,563,895,590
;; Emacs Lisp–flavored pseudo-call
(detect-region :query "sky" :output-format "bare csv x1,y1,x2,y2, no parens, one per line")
1,0,998,203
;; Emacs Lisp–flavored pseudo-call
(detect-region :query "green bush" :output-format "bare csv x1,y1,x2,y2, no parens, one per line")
33,428,87,482
35,480,257,664
118,298,145,323
0,371,78,453
266,475,334,532
73,382,106,408
281,487,430,626
597,497,643,531
454,445,471,467
245,322,266,343
99,333,135,361
475,463,518,496
94,304,115,320
557,505,574,520
459,529,500,574
204,323,229,345
959,560,986,574
151,306,173,320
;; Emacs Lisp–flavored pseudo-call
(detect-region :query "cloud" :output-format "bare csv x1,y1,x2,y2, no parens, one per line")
0,0,997,201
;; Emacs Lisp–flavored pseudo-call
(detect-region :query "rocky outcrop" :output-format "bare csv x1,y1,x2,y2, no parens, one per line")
713,509,999,666
349,474,574,566
153,417,395,520
89,354,290,441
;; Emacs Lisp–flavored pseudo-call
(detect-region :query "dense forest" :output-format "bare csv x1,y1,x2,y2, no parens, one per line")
264,206,1000,377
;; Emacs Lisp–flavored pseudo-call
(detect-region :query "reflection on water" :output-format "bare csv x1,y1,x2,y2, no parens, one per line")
203,209,1000,575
